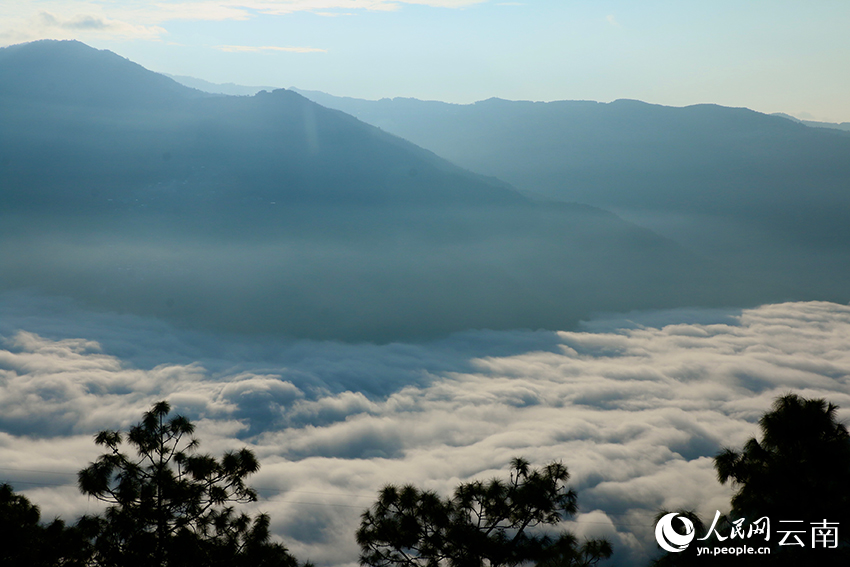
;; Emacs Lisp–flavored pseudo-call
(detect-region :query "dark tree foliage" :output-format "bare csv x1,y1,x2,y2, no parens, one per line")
357,457,611,567
651,394,850,566
77,400,299,567
0,483,91,567
714,394,850,565
714,393,850,524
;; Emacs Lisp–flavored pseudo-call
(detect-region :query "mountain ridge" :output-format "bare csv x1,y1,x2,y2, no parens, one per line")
0,39,741,341
286,86,850,234
0,40,523,210
0,39,208,107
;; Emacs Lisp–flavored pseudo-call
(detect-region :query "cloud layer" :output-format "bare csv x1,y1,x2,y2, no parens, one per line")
2,298,850,565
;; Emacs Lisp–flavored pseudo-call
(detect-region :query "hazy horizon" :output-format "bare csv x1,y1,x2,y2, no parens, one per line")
3,2,850,122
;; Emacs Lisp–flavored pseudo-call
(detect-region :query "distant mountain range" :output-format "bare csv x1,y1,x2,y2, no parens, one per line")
165,73,280,97
770,112,850,132
171,76,850,135
1,40,847,341
281,88,850,306
159,78,850,231
286,89,850,225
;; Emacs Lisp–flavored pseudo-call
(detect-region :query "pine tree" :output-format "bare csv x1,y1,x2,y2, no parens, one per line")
77,400,298,567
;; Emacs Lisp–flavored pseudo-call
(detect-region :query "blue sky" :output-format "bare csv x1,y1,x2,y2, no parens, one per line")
3,1,849,121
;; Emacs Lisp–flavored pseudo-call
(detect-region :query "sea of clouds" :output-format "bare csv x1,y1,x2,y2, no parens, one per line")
2,292,850,566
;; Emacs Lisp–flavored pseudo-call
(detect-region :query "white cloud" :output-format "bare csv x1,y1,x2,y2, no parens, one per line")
1,300,850,565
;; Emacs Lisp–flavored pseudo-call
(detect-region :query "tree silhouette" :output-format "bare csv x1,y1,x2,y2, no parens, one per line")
0,483,91,566
715,393,850,524
357,457,611,567
712,393,850,565
651,394,850,566
77,400,298,567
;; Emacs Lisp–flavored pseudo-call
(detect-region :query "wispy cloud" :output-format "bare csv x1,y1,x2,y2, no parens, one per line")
0,0,485,45
150,0,486,20
391,0,485,6
0,8,166,44
214,44,327,53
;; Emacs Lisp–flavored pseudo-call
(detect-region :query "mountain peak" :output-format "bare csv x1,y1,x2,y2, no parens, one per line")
0,39,203,107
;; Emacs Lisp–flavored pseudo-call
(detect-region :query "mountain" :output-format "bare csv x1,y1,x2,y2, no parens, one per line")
165,73,280,97
289,90,850,220
1,41,521,210
0,41,806,340
772,112,850,133
0,40,207,107
290,89,850,304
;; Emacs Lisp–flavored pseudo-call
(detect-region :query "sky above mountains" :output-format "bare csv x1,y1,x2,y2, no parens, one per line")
3,1,850,122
